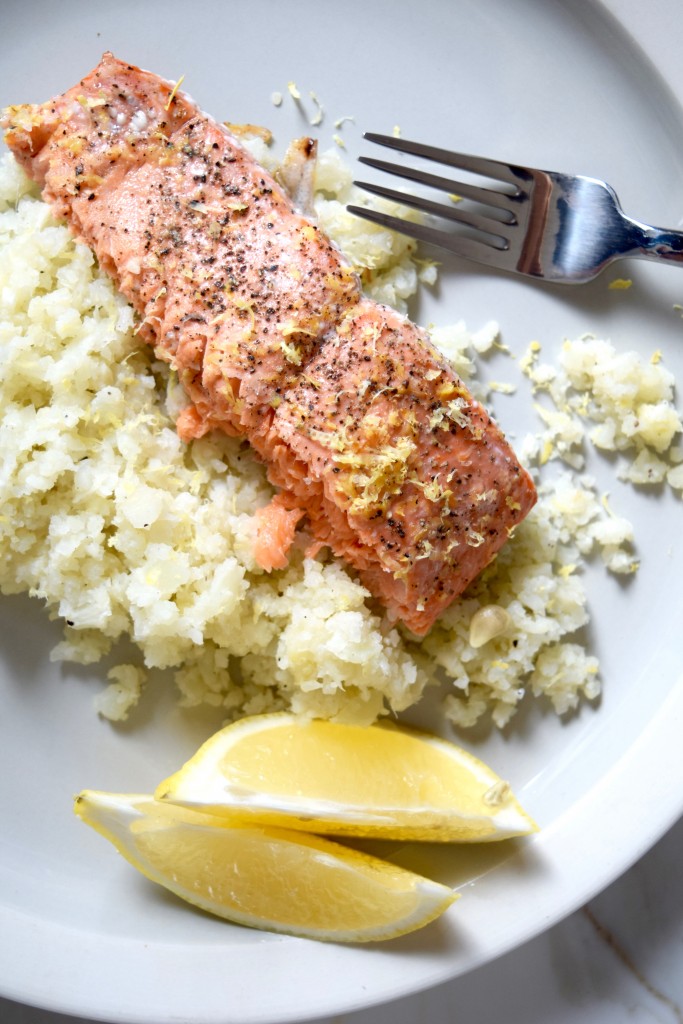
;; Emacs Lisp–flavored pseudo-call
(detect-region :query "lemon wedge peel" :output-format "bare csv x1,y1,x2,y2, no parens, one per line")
154,713,537,843
74,791,458,943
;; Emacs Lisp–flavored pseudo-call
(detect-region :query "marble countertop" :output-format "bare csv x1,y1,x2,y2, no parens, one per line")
3,812,682,1024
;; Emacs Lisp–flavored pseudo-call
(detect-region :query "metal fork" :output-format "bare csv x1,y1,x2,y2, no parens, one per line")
348,133,683,284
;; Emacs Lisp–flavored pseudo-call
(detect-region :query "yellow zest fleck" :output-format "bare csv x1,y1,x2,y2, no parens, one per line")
436,382,466,400
414,540,434,562
323,268,358,294
651,349,663,365
309,426,346,453
488,381,516,395
448,193,462,203
428,397,471,432
217,371,237,405
333,436,417,516
539,438,554,465
280,320,318,339
608,278,632,290
361,413,389,445
333,134,346,150
280,340,302,365
491,660,510,670
392,125,401,138
505,496,521,511
62,136,85,156
446,397,470,428
333,115,355,129
231,296,256,340
558,564,576,578
475,488,497,503
165,74,186,112
392,562,412,581
421,480,452,504
519,340,542,374
287,81,301,100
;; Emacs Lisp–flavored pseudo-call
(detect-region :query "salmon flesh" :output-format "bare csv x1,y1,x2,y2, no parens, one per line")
2,54,536,636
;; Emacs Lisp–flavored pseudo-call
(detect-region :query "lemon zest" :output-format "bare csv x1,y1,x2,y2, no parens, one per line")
165,74,186,112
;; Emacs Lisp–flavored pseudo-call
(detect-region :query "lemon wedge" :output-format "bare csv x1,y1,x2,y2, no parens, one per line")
74,791,457,942
155,713,537,842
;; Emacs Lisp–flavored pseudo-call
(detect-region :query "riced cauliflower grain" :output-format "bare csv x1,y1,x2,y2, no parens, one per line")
521,335,682,493
93,665,146,721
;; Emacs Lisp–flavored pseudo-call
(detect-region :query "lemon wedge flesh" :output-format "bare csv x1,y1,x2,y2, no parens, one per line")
74,791,457,942
155,713,537,842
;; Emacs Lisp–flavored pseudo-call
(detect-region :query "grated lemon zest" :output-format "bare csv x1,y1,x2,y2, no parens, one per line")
539,438,554,465
165,74,186,112
280,340,303,365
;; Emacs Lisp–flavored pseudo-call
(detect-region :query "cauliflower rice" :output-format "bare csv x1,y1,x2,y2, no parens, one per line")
1,148,681,728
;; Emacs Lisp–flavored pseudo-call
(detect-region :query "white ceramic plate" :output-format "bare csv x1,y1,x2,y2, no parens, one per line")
1,1,682,1021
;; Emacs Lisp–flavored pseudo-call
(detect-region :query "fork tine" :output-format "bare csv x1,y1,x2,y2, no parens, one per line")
353,179,511,245
358,156,517,216
364,133,526,189
346,204,508,266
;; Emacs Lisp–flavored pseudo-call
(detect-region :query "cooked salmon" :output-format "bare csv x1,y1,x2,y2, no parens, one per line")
252,495,304,572
2,53,536,635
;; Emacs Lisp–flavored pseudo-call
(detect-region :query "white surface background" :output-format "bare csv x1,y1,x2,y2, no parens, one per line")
1,0,682,1021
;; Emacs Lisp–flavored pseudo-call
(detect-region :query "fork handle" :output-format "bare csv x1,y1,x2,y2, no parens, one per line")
626,220,683,265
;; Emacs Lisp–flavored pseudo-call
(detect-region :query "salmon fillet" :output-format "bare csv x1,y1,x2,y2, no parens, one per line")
2,53,536,636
